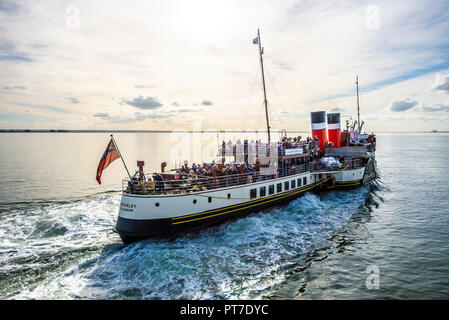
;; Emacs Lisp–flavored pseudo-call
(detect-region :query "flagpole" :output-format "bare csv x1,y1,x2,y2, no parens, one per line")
257,28,271,145
110,134,132,180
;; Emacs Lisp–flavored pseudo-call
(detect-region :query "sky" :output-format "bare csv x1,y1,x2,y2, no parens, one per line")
1,0,449,133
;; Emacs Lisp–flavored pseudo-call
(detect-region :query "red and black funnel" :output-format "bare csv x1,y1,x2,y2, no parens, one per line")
327,113,341,147
311,111,328,152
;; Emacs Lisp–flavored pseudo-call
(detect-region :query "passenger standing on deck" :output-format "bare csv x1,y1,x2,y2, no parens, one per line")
222,141,226,156
153,172,165,193
180,162,190,175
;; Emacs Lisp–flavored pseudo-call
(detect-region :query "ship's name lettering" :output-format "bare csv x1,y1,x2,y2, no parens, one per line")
120,202,136,212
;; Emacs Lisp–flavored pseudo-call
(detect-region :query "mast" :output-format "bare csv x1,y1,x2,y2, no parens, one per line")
356,75,360,133
257,28,271,144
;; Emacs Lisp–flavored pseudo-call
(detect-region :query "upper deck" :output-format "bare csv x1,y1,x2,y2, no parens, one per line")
122,157,365,196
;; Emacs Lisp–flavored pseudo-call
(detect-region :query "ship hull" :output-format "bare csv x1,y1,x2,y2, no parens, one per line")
116,181,319,243
115,165,375,244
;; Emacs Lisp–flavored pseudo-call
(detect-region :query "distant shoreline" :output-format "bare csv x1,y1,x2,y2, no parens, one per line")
0,129,447,134
0,129,309,133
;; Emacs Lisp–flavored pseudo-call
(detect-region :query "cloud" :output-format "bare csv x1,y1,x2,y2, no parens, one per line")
93,112,110,118
120,95,163,110
0,111,55,122
93,111,172,123
133,112,171,121
2,1,449,132
389,98,419,112
171,102,180,106
2,85,26,90
0,42,33,62
272,60,293,71
200,99,213,106
0,1,20,13
134,84,155,89
65,97,80,104
329,107,345,113
14,102,70,114
421,103,449,112
0,54,33,62
433,75,449,93
177,108,201,113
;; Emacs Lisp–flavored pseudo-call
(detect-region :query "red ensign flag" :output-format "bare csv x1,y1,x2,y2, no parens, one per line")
96,138,120,184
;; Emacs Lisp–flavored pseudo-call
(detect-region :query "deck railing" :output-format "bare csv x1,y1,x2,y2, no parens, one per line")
216,143,319,158
122,159,363,195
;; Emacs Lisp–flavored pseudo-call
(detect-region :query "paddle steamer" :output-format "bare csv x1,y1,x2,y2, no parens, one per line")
114,30,377,243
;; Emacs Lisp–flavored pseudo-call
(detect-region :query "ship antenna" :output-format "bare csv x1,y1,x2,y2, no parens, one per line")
356,75,360,134
257,28,271,144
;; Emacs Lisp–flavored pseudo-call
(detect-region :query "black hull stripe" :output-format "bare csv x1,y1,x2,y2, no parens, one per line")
336,181,361,186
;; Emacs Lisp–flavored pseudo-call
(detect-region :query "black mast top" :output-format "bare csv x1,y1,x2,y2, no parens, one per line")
257,29,271,144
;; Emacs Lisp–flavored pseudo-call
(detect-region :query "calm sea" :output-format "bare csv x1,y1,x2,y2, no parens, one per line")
0,132,448,299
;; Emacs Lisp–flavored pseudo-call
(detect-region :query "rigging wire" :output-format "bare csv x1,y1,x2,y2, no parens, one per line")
267,101,289,134
241,64,261,132
255,101,265,134
265,66,296,132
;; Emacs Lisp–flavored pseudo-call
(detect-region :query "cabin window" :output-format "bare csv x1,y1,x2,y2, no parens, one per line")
260,186,266,197
284,181,289,191
208,197,212,203
250,188,257,199
277,183,282,193
227,193,231,199
303,177,307,185
193,199,197,204
297,178,301,187
155,202,160,207
291,180,296,188
269,185,275,195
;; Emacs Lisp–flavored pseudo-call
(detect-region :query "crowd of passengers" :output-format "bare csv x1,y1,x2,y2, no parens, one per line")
279,135,320,152
128,136,336,194
147,160,300,193
218,136,320,157
126,134,370,194
128,136,321,192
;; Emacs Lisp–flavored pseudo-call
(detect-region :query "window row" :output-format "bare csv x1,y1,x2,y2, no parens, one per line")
250,176,308,199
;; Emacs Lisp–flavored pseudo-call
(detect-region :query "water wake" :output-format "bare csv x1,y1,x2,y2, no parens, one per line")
1,186,373,299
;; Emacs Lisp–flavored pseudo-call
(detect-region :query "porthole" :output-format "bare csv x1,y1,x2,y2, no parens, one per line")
155,202,160,207
193,199,197,204
227,193,231,199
